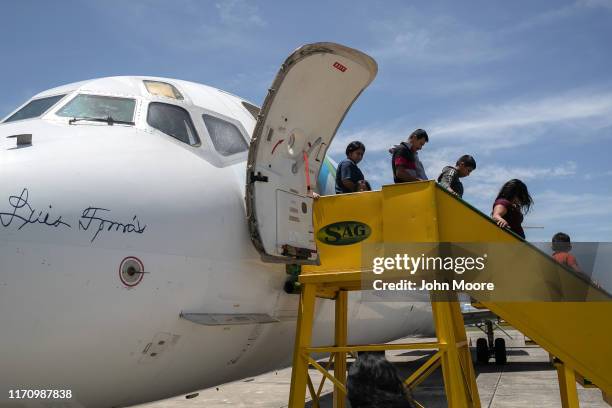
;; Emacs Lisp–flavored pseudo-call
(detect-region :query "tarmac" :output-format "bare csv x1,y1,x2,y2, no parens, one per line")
134,329,609,407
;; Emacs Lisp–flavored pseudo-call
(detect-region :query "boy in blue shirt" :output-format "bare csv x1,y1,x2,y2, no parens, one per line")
335,141,369,194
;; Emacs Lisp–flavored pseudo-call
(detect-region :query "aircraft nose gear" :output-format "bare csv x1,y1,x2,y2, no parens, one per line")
119,256,145,287
284,264,302,294
475,320,509,365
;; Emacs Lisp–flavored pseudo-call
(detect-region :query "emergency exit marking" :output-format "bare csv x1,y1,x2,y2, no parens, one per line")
333,62,347,72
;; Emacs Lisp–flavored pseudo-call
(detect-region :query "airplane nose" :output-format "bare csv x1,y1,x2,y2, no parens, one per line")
0,121,229,406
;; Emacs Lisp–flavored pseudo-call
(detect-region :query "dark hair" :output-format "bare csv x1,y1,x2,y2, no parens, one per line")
496,179,533,214
346,141,366,156
409,128,429,142
347,353,414,408
457,154,476,169
552,232,572,252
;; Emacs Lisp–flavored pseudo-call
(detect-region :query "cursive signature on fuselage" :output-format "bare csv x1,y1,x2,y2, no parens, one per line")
0,188,71,230
79,207,147,242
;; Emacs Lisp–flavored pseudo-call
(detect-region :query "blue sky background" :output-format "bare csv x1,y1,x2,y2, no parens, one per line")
1,0,611,254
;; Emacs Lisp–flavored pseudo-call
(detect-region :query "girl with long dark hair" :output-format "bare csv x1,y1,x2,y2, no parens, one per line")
491,179,533,239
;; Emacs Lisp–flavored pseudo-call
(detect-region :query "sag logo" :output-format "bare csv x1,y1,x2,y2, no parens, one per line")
316,221,371,246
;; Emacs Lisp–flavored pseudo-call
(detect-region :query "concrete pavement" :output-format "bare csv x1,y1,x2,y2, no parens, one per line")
134,329,608,407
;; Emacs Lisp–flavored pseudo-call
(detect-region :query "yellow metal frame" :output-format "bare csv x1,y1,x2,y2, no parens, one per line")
288,275,480,407
555,359,580,408
288,181,612,407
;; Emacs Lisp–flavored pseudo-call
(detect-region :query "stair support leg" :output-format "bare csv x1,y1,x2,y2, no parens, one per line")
556,361,580,408
333,290,348,408
432,300,481,408
289,283,317,407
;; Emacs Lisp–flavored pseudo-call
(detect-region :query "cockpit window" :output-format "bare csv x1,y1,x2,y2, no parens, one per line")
56,94,136,123
147,102,200,145
4,94,66,123
202,114,248,156
144,80,184,100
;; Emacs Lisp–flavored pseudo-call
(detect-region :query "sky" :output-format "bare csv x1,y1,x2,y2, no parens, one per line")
1,0,612,252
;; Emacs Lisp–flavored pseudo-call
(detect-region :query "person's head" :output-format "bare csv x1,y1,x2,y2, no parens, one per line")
407,129,429,152
347,352,413,408
552,232,572,253
496,179,534,213
456,155,476,177
346,141,366,164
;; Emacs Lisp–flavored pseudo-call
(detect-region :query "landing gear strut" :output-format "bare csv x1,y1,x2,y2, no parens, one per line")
475,320,508,364
284,264,302,294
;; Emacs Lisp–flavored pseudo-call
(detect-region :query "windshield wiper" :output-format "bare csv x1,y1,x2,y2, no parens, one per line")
68,116,135,126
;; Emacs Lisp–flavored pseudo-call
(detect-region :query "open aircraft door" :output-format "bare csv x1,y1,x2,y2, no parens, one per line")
246,43,377,263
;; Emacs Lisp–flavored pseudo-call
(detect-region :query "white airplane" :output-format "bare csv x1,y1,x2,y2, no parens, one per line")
0,43,434,408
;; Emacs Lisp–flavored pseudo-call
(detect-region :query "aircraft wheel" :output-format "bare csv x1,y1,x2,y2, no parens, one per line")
476,338,489,364
494,338,507,365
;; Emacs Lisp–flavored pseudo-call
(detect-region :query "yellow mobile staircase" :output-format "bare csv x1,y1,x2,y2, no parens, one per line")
288,181,612,408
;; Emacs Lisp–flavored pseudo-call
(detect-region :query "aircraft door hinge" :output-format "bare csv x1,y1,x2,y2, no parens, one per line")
249,171,269,184
281,244,316,260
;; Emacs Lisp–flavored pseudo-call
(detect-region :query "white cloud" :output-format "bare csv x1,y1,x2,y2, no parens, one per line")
501,4,578,34
462,162,578,212
475,162,577,185
427,77,500,97
358,157,394,187
332,123,406,155
333,87,612,160
216,67,276,100
173,1,267,52
583,170,612,180
216,0,267,28
367,12,513,66
478,1,610,40
431,91,612,139
95,0,267,53
577,0,612,10
528,190,612,231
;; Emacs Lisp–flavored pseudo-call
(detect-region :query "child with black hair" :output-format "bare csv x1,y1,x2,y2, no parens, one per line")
437,155,476,197
335,141,370,194
347,352,416,408
552,232,582,273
